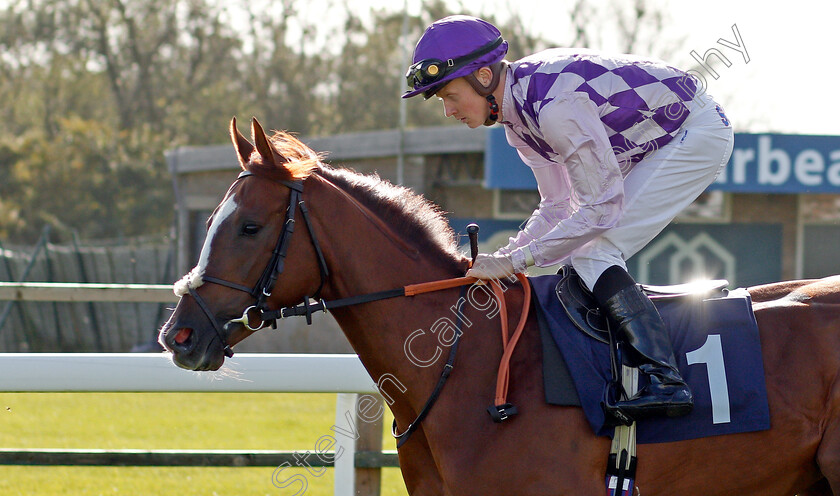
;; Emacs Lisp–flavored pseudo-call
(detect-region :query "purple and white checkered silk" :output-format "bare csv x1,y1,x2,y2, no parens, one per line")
505,49,699,168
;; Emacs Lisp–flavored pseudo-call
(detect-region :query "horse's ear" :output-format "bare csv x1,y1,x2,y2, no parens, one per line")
251,117,276,168
230,117,254,169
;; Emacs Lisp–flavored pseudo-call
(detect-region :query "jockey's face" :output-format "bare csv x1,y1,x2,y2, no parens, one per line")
436,77,490,129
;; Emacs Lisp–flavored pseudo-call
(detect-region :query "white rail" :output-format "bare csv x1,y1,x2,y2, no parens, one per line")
0,282,176,302
0,353,377,393
0,353,384,496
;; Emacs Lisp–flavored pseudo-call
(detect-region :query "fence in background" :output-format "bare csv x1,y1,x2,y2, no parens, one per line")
0,228,174,353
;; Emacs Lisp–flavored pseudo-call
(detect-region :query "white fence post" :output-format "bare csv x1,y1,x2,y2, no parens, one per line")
334,393,358,496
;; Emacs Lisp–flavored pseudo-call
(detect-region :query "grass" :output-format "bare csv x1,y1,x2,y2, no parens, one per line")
0,392,410,496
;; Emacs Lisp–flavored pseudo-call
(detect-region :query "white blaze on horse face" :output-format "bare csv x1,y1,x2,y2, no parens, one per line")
173,194,239,297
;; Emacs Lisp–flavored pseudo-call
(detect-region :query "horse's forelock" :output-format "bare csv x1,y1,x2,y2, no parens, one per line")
244,131,321,181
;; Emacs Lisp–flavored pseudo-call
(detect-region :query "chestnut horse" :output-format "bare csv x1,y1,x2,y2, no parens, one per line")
159,118,840,495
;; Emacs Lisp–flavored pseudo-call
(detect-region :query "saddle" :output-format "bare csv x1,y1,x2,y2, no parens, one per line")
531,267,769,496
552,266,730,496
555,265,729,344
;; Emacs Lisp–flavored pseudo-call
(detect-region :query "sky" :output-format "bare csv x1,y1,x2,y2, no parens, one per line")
352,0,840,136
5,0,833,136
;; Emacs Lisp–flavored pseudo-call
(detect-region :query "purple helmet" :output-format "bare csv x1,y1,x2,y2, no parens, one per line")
403,15,508,99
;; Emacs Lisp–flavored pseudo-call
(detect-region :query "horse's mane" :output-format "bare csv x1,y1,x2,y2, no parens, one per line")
317,165,463,268
246,131,464,270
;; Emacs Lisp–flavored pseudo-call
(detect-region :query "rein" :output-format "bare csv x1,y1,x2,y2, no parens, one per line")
489,273,531,421
187,170,530,446
392,284,469,448
392,274,531,445
262,276,479,322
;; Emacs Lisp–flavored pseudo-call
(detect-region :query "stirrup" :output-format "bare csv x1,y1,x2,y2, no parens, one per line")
612,383,694,420
602,339,635,427
602,379,635,427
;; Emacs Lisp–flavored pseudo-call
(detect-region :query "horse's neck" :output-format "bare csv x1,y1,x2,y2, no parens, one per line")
311,175,467,416
321,223,461,372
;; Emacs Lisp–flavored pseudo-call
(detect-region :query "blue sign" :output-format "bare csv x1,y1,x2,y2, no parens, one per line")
485,127,840,194
485,127,538,190
712,134,840,193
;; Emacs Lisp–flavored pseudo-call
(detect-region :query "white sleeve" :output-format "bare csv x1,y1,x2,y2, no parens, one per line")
501,94,625,269
497,128,574,259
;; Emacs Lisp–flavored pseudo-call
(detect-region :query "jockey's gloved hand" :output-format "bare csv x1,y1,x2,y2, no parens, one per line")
466,252,516,280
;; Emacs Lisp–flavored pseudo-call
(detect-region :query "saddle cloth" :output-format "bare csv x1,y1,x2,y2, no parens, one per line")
529,273,771,444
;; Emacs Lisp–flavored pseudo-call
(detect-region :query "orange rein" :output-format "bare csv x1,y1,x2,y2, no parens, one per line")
490,273,531,406
404,276,479,296
404,273,531,408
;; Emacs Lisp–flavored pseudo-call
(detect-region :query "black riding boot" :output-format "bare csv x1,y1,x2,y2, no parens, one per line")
593,266,693,421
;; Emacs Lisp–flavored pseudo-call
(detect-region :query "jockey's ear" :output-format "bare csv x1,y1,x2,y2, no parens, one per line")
251,117,276,168
229,117,254,169
475,66,493,87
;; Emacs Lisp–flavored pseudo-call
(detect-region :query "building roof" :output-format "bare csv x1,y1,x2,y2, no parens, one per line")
165,125,487,174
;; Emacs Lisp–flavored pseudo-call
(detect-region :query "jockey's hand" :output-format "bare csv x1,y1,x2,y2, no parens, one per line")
466,252,516,280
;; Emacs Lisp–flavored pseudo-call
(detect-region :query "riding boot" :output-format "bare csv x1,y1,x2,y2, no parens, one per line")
603,284,693,420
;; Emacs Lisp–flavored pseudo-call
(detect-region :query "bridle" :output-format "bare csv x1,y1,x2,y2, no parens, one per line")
186,169,477,358
186,170,329,358
181,169,511,448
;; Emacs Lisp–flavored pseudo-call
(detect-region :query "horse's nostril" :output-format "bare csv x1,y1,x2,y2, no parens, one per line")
174,327,193,345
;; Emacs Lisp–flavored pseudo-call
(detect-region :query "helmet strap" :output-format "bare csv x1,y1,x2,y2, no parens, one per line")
485,95,499,124
465,61,504,96
465,61,506,126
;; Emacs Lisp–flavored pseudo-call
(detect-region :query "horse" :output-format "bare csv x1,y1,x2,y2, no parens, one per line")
159,117,840,495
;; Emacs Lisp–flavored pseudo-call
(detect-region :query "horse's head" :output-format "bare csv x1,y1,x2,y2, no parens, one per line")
159,117,327,370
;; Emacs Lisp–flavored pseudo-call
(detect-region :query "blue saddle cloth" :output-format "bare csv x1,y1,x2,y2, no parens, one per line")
529,274,771,444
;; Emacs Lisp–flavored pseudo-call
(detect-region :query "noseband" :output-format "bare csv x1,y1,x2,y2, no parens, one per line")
187,170,329,357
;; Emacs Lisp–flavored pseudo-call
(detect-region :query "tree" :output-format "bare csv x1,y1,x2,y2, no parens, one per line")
564,0,683,61
0,0,250,242
0,0,676,244
0,118,171,242
232,0,333,135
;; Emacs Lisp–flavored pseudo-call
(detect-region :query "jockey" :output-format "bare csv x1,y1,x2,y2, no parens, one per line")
403,15,735,421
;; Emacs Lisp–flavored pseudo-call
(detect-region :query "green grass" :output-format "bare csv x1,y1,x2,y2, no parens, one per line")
0,392,409,496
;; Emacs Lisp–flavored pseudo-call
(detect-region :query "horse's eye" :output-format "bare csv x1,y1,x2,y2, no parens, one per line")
240,223,261,236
